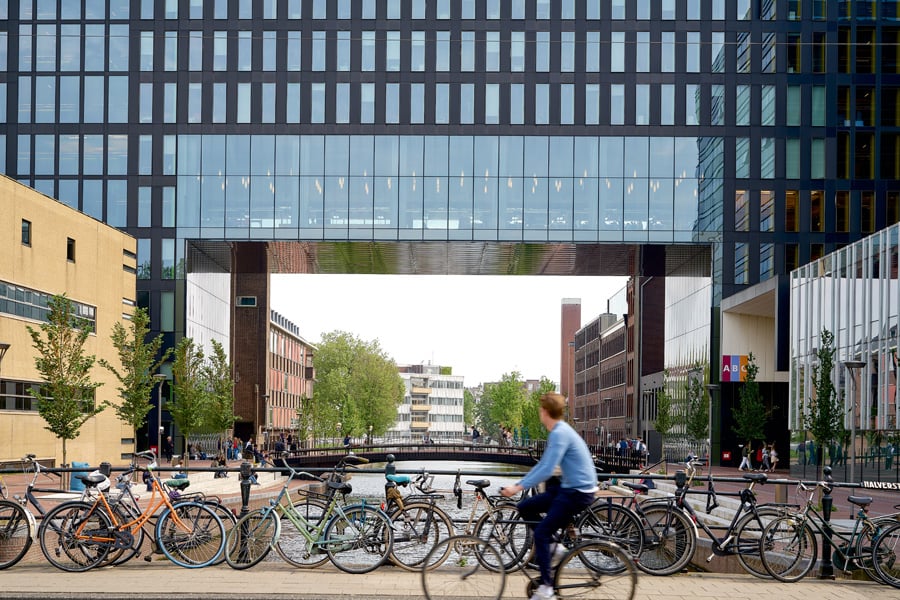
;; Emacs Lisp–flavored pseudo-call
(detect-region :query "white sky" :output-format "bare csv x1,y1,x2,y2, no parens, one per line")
271,274,628,386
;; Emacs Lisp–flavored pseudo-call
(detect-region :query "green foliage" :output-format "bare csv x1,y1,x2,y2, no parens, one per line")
732,353,767,443
26,295,105,466
522,378,556,441
310,331,404,439
200,339,237,438
475,372,527,439
99,307,171,455
169,338,207,465
463,389,475,428
685,365,710,443
802,330,845,461
440,366,452,375
653,370,674,444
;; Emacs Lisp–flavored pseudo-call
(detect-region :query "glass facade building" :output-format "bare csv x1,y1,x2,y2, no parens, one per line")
3,1,900,444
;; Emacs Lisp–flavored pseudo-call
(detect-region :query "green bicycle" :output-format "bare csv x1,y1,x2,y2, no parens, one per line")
224,459,393,573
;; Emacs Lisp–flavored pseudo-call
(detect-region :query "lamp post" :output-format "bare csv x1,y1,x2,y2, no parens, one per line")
843,360,866,482
336,421,342,447
706,384,719,465
153,374,167,459
367,424,373,445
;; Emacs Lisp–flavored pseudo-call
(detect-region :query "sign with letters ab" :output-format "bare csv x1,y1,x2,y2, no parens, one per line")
722,355,748,382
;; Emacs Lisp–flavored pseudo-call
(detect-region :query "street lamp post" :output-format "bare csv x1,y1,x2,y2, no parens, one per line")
336,421,342,447
843,360,866,482
153,374,167,459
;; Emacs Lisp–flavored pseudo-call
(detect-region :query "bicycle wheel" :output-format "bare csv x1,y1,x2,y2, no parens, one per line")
856,517,895,583
421,535,505,600
274,498,330,568
323,504,393,574
99,501,145,567
155,501,225,568
38,501,112,572
733,506,789,578
636,504,695,576
473,503,531,573
578,501,643,557
554,540,636,600
0,500,34,570
760,515,817,582
872,521,900,588
224,509,279,570
388,502,454,572
200,500,236,566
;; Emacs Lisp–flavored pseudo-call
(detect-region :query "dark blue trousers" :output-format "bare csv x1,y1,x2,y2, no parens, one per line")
517,486,595,586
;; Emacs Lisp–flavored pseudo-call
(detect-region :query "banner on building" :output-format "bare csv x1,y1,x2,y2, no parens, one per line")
722,355,748,382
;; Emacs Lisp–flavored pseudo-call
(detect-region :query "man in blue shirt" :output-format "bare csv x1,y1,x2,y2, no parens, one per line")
501,392,598,600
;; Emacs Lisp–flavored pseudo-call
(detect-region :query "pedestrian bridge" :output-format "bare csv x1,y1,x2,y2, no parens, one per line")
283,442,642,473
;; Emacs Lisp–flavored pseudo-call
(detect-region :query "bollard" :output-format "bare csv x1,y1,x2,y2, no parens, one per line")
818,466,835,579
239,461,253,518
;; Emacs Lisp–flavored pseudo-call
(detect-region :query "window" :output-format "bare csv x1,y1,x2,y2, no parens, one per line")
735,190,749,231
785,191,799,232
760,191,775,232
835,191,850,232
736,85,750,126
21,220,31,246
67,237,76,262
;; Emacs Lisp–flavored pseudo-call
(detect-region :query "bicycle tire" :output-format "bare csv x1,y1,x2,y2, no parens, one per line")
554,540,637,600
578,501,644,557
473,503,531,573
420,535,505,600
388,502,454,572
635,504,695,576
156,501,225,568
760,515,817,582
225,509,279,570
200,500,236,566
274,497,330,568
38,501,112,572
0,499,34,570
323,504,393,574
872,521,900,588
733,506,790,578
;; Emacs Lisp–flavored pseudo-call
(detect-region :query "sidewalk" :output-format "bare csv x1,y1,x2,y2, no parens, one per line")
0,560,896,600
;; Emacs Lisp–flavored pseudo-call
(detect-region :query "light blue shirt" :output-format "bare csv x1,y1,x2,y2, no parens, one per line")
517,421,598,493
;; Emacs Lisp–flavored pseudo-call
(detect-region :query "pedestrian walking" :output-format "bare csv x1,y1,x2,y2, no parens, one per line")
738,442,752,471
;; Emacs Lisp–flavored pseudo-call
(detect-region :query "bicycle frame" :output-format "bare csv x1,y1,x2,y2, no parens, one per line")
271,484,344,552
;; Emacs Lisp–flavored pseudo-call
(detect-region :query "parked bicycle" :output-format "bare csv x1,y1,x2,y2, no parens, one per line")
382,456,454,571
37,450,226,571
224,457,393,573
761,479,900,585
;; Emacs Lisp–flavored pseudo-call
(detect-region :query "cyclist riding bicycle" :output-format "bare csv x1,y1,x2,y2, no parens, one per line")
500,392,598,600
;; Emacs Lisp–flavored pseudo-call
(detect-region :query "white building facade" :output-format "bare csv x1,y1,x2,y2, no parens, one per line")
392,364,466,440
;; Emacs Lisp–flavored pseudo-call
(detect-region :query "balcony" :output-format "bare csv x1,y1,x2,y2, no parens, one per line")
411,386,432,395
410,421,431,430
411,403,432,412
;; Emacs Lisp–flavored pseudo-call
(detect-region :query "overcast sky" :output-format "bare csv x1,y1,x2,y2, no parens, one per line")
271,274,628,386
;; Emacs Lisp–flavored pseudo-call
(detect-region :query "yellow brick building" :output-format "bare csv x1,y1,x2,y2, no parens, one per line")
0,176,136,468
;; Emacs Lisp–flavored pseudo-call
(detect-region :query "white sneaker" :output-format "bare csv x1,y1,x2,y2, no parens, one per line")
529,583,556,600
551,543,568,567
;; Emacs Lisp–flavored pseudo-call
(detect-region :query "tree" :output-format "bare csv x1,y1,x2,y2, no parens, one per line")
653,370,674,452
99,306,171,457
684,366,709,444
463,389,476,429
521,378,556,442
26,294,105,467
169,338,207,465
200,339,237,444
732,353,768,445
802,329,844,472
311,331,404,441
475,372,527,440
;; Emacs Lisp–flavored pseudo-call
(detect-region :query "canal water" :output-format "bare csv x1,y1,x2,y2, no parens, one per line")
343,459,527,499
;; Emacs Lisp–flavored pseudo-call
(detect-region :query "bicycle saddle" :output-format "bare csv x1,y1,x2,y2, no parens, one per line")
466,479,491,489
327,480,352,494
622,481,649,494
79,472,110,491
741,472,767,483
848,495,873,508
386,474,411,484
165,479,191,491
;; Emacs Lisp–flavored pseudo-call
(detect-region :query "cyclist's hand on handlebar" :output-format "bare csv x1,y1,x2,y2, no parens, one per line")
499,484,522,498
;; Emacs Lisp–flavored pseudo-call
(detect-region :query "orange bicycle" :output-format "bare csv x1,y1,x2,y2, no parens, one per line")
37,451,225,571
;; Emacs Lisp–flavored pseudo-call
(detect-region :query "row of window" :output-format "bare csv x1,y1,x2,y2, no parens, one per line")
0,279,96,329
9,0,821,23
